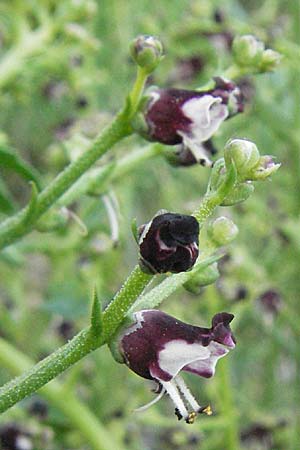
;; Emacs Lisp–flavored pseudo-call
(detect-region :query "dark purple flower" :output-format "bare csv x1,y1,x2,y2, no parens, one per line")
0,423,32,450
138,77,243,166
257,289,282,323
138,213,199,274
117,309,235,423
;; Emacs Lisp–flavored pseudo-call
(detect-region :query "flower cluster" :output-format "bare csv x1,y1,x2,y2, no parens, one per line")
114,310,235,423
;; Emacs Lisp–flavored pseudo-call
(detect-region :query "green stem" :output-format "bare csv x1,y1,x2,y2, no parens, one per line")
192,163,236,226
58,143,163,207
0,109,131,250
0,337,121,450
0,23,54,89
128,66,149,116
102,265,152,340
0,265,151,413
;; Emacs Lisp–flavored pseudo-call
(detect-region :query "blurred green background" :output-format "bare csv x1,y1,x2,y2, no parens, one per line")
0,0,299,449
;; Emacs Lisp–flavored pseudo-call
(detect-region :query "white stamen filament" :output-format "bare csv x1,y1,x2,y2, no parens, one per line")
174,375,201,411
160,380,189,420
133,387,166,413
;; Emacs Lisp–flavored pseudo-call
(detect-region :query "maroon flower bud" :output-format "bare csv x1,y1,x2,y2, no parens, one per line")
135,77,243,166
138,213,199,274
114,310,235,423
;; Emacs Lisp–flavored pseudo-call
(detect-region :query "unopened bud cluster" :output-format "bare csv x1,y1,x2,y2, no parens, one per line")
232,35,281,72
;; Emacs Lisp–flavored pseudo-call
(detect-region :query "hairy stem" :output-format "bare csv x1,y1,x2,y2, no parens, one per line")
0,266,151,413
0,337,122,450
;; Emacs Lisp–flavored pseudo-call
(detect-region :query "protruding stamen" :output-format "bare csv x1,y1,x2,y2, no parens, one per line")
133,387,166,413
160,380,189,420
174,375,201,411
186,411,197,424
198,404,213,416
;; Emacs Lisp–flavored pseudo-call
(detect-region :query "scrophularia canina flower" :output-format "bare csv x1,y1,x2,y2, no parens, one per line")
135,77,243,166
114,309,235,423
138,212,199,274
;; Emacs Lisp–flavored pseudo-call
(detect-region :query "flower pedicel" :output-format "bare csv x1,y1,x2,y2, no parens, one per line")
112,310,235,423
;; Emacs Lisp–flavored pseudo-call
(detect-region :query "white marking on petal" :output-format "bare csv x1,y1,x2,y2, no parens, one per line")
158,340,210,378
123,310,146,337
183,341,229,377
178,95,229,156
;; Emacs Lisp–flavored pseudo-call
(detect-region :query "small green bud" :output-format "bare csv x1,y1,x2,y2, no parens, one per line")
184,263,220,294
224,139,260,181
130,35,164,73
207,216,239,246
259,49,282,72
249,155,281,180
221,182,254,206
232,35,264,67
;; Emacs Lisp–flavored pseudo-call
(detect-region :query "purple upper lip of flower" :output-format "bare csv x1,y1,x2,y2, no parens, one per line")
139,213,199,274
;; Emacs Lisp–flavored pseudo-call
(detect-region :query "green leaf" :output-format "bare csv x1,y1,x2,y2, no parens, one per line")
90,288,103,338
0,144,41,189
131,217,139,243
0,178,15,214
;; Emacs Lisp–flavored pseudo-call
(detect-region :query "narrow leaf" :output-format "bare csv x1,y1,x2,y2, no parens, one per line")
90,288,103,338
0,144,41,189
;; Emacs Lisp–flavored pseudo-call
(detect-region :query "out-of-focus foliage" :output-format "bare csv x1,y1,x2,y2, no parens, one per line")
0,0,299,449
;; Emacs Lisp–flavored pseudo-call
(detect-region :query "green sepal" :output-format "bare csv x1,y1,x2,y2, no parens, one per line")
183,262,220,294
221,182,254,206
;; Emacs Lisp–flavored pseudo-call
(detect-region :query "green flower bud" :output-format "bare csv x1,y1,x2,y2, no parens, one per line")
232,35,264,67
224,139,260,181
184,263,220,294
207,216,239,246
259,49,282,72
221,182,254,206
130,35,164,73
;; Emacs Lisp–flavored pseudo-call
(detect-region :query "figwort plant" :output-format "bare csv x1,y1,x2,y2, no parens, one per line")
0,15,283,449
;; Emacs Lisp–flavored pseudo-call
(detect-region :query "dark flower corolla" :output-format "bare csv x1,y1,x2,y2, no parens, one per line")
138,212,199,274
116,309,235,423
138,77,243,166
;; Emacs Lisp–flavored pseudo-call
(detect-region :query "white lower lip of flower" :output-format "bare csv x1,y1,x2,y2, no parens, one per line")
157,339,211,378
180,94,229,142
